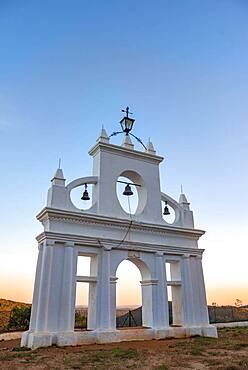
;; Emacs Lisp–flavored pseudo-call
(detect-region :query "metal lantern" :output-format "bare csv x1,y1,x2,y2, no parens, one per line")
123,184,133,196
120,116,135,135
163,201,170,215
81,183,90,201
120,106,135,135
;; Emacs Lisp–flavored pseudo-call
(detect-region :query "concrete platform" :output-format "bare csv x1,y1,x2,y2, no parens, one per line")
21,325,218,349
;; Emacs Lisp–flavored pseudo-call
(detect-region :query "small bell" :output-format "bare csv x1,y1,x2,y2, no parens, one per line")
123,183,133,196
81,184,90,201
163,201,170,215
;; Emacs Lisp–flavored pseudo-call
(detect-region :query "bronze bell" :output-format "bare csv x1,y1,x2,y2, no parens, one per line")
163,201,170,215
123,183,133,196
81,184,90,201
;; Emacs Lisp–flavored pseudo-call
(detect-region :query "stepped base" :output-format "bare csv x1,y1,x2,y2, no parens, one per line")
21,325,217,349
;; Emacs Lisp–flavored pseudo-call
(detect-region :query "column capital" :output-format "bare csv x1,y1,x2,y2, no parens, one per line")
155,251,164,257
183,253,191,259
102,245,112,251
44,239,55,247
140,279,159,286
65,241,75,247
128,251,140,258
110,276,118,284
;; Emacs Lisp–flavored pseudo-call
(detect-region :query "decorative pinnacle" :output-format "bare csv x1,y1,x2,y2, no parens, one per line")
179,187,190,210
97,125,109,143
51,166,65,186
145,138,156,154
122,134,134,149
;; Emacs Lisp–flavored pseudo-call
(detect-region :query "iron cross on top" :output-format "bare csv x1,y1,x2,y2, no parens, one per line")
122,106,133,118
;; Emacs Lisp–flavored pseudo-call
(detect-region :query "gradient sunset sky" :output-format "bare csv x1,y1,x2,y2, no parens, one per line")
0,1,248,307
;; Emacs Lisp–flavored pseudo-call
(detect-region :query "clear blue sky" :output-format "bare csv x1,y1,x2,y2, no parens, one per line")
0,0,248,304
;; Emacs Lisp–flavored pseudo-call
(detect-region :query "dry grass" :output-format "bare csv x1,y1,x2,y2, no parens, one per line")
1,327,248,369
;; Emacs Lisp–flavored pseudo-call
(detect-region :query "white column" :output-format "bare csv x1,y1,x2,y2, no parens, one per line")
58,244,77,332
170,261,183,326
45,245,67,332
192,255,209,325
181,254,209,326
110,276,118,330
153,252,169,328
181,254,198,326
97,246,112,330
181,254,194,326
29,241,77,333
171,285,183,326
29,244,44,331
88,282,97,329
141,281,153,327
35,243,54,332
88,255,98,329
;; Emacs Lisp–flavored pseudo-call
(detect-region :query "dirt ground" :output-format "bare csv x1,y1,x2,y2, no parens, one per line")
1,327,248,370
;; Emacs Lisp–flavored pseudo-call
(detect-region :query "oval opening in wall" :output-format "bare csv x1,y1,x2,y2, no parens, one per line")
116,176,139,215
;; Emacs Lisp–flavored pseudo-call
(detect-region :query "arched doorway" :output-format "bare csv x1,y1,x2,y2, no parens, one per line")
114,256,153,329
116,260,142,327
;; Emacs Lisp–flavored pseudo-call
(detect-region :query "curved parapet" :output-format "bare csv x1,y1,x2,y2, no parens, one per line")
65,176,99,212
66,176,98,193
47,175,99,213
66,176,98,212
47,170,194,228
161,192,182,226
161,192,194,229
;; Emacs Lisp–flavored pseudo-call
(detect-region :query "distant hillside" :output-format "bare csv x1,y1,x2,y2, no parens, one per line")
0,298,30,311
0,299,31,330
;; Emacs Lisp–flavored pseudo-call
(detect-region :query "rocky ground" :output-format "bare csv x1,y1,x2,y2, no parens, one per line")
1,327,248,369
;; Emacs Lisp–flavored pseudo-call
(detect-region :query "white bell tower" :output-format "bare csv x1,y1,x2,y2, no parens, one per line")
21,109,217,349
90,132,163,224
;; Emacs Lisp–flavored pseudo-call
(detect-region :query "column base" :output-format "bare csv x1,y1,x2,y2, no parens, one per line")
21,331,54,349
21,325,218,349
202,325,218,338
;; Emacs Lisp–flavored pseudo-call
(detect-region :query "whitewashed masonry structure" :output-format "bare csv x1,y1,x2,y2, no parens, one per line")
21,114,217,349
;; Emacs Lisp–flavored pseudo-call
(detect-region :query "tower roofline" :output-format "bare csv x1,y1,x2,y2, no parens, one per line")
88,141,164,164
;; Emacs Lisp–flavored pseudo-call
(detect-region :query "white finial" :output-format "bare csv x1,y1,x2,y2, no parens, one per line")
122,134,134,149
179,186,190,210
97,125,109,143
51,164,65,186
145,138,156,154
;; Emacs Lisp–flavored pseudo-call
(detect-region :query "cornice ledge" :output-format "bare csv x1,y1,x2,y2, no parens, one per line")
88,142,164,164
36,231,204,256
37,207,205,239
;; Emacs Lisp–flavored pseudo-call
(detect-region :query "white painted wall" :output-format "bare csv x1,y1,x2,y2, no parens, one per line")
21,130,217,349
